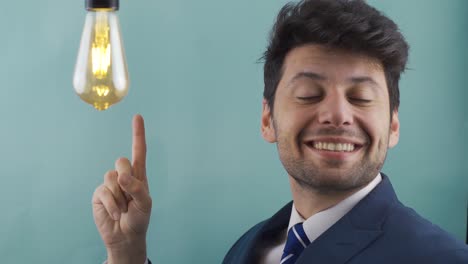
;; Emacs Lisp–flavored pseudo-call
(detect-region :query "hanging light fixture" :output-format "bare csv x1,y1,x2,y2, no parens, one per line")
73,0,129,111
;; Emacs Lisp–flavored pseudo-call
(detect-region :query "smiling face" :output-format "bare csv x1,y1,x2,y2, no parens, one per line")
261,45,400,193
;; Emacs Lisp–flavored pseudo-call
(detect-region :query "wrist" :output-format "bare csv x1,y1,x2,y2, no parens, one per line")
107,240,147,264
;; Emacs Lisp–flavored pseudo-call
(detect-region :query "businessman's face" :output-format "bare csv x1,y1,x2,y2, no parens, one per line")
261,45,400,192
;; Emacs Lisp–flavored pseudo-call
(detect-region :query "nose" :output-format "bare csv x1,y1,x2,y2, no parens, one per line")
317,93,353,127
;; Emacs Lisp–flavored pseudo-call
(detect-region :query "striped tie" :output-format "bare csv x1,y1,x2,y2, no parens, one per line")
280,222,311,264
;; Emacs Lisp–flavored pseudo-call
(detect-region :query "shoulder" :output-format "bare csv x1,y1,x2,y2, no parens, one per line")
223,202,292,263
376,201,468,262
385,202,463,245
222,220,267,263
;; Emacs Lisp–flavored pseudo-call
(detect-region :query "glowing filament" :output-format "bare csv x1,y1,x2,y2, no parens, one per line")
93,85,110,97
92,13,111,79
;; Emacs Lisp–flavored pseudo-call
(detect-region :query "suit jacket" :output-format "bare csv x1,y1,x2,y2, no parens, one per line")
223,173,468,264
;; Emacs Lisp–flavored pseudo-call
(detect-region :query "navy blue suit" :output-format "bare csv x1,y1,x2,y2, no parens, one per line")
223,174,468,263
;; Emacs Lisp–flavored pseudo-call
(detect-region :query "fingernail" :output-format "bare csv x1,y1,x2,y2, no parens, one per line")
113,212,120,221
120,174,131,186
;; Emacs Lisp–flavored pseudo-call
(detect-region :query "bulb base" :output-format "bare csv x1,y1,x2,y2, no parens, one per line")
85,0,119,11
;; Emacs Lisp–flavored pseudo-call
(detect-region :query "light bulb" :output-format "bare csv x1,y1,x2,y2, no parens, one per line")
73,0,129,111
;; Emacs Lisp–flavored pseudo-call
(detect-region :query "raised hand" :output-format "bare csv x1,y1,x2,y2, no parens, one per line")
92,115,152,264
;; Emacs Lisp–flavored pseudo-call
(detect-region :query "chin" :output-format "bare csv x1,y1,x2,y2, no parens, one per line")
292,169,376,193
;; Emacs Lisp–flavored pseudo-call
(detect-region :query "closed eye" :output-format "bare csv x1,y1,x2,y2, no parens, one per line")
297,96,322,102
349,98,372,104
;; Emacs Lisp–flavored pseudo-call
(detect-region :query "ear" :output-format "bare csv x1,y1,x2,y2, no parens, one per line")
261,99,277,143
388,109,400,148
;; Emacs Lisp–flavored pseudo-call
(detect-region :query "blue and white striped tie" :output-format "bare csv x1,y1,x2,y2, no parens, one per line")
280,222,311,264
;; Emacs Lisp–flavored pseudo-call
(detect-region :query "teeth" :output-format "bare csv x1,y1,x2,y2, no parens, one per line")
336,144,343,151
312,142,355,152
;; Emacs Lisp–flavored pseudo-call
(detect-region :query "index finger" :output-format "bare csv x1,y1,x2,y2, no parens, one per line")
132,114,147,180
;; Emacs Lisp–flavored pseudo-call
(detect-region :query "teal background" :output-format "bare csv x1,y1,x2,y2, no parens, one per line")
0,0,466,263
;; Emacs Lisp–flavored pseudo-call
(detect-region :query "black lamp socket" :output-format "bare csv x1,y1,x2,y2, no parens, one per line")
85,0,119,11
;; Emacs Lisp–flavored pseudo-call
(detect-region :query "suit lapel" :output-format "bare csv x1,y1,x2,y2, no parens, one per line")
296,216,383,264
234,202,292,264
296,173,398,264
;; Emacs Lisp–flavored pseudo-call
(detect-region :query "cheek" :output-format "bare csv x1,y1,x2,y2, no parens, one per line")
275,108,312,141
356,110,390,148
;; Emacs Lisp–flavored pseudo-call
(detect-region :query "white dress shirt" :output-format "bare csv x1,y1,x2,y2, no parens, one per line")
261,173,382,264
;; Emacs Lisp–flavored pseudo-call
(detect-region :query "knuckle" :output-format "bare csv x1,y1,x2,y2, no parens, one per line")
100,188,117,207
130,181,143,193
99,185,110,197
104,170,117,182
147,196,153,208
104,181,122,199
115,157,130,167
94,184,105,196
92,185,103,203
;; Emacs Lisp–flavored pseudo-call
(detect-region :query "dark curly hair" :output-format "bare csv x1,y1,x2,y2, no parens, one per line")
263,0,409,117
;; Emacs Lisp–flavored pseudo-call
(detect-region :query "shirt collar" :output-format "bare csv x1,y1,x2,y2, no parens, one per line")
287,173,382,243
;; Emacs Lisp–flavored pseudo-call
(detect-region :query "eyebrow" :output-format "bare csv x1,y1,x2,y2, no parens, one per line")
288,71,381,89
349,76,380,88
290,72,327,83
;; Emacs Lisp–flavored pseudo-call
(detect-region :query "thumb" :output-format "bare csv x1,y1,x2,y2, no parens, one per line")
118,173,152,213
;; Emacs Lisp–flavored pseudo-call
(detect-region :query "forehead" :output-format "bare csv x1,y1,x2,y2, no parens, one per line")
280,44,386,86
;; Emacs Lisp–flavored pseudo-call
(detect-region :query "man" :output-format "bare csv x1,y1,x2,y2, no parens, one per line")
92,0,468,263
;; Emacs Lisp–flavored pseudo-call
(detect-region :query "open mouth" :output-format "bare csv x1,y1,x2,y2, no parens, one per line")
305,141,364,153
